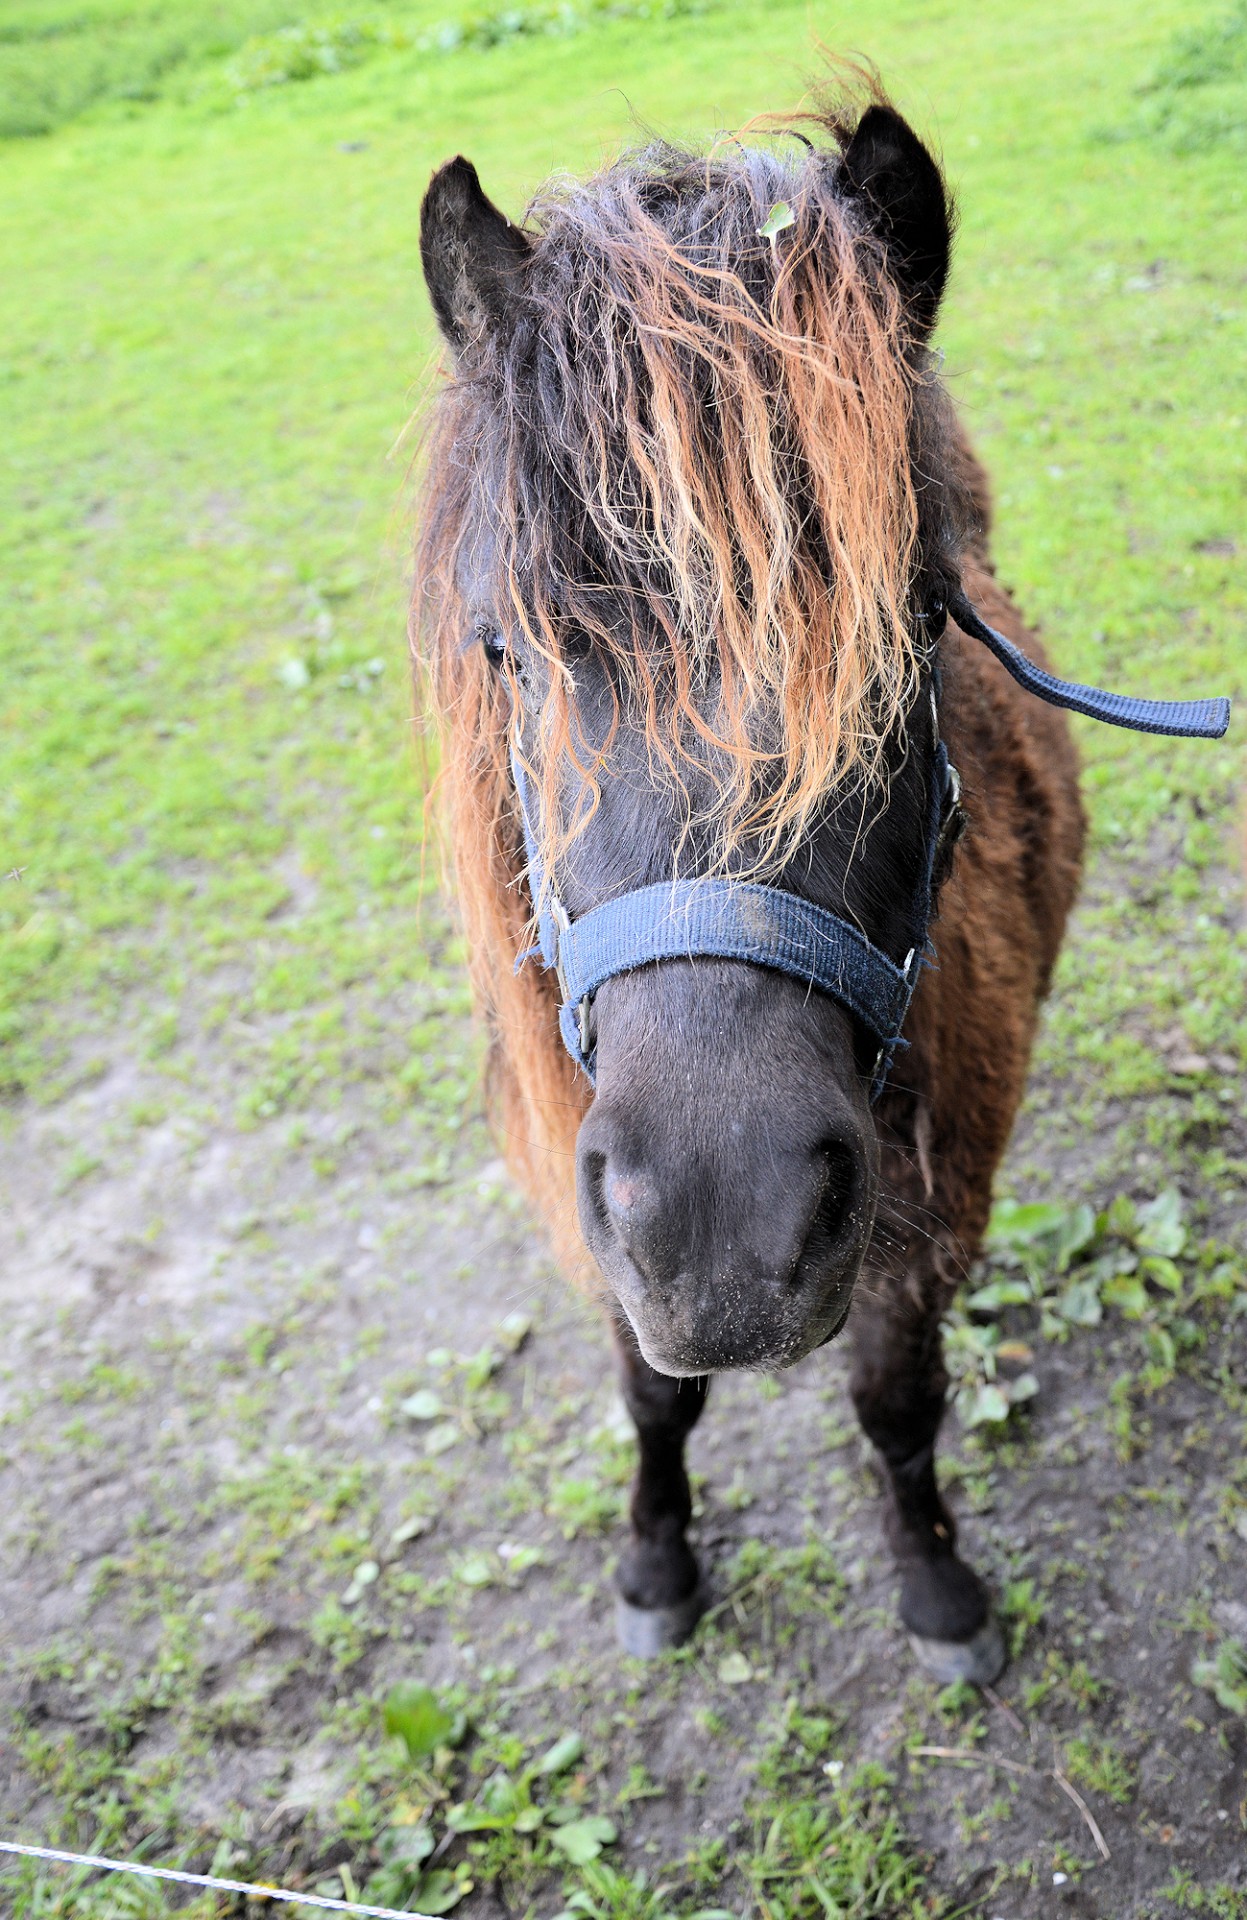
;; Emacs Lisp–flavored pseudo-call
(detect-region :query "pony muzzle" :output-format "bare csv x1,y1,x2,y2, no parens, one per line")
573,963,879,1376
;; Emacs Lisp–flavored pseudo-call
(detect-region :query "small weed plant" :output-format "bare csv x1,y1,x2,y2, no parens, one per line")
945,1188,1243,1432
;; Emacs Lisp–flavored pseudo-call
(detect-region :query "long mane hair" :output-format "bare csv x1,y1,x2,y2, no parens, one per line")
412,82,963,1267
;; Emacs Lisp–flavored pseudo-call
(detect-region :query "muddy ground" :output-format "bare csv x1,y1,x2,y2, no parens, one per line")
2,882,1246,1918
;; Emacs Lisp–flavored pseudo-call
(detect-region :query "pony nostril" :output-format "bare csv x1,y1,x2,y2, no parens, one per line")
794,1142,858,1280
603,1164,663,1252
581,1146,658,1247
581,1148,610,1234
582,1143,666,1273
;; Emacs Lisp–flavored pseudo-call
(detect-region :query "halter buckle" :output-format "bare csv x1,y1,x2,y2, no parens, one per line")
549,892,572,1003
932,759,966,881
549,892,594,1065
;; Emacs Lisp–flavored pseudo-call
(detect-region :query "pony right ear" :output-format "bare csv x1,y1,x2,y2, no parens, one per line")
838,105,952,334
420,156,531,355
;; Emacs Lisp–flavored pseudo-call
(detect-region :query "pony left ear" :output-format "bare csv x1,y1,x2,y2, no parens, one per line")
420,155,532,355
839,105,952,333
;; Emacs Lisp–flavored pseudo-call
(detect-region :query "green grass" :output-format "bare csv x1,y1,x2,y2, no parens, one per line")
2,0,1247,1913
2,0,1244,1130
0,0,496,136
0,0,719,137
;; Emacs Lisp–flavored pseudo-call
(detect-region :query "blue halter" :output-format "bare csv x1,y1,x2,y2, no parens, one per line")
514,590,1229,1098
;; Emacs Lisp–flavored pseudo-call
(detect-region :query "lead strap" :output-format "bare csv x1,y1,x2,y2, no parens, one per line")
947,591,1230,740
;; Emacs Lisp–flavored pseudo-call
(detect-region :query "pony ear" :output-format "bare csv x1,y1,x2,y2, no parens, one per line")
838,105,952,333
420,156,532,354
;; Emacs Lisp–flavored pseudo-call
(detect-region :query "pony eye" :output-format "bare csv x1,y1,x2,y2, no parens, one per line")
475,619,507,666
917,593,947,643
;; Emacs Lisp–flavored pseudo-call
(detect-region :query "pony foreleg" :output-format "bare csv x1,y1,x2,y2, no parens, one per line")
850,1278,1006,1685
610,1310,709,1657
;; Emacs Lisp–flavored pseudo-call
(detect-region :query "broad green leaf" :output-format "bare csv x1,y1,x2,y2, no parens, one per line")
500,1542,543,1578
1142,1324,1177,1373
1052,1202,1097,1272
1059,1278,1103,1327
1106,1193,1138,1240
483,1771,521,1814
538,1731,584,1775
384,1682,455,1759
986,1199,1069,1248
1135,1189,1186,1258
1102,1274,1149,1319
447,1803,505,1833
383,1823,435,1868
1140,1254,1184,1294
549,1816,618,1864
1005,1372,1039,1404
958,1383,1011,1427
390,1512,432,1548
342,1558,380,1605
464,1346,500,1391
416,1868,473,1915
1192,1639,1247,1715
757,200,795,240
966,1278,1032,1313
718,1650,753,1685
400,1389,442,1421
498,1311,532,1351
945,1320,999,1360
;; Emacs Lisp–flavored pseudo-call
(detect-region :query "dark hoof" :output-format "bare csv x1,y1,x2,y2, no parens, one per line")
908,1613,1006,1686
615,1587,704,1657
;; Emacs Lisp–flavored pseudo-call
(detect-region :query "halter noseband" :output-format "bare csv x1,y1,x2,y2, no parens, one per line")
514,591,1229,1100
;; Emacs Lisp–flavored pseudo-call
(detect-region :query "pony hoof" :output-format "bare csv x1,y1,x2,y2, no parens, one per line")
615,1588,704,1657
908,1614,1006,1686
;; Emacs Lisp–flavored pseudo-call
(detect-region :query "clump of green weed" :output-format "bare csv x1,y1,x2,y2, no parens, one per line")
227,16,411,93
1164,1866,1247,1916
742,1761,931,1919
224,0,720,103
999,1577,1046,1659
1062,1732,1137,1805
945,1188,1243,1433
721,1533,847,1626
555,1860,733,1920
1022,1650,1109,1716
363,1695,631,1914
1192,1637,1247,1714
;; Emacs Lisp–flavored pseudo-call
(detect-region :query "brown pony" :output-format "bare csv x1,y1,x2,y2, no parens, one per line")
413,80,1084,1681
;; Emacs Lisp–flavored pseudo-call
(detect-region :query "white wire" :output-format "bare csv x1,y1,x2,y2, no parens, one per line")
0,1840,441,1918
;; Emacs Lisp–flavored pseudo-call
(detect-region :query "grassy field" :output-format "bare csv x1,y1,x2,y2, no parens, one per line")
1,0,1246,1915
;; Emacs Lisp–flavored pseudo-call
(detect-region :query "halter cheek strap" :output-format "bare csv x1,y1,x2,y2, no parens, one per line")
513,598,1229,1099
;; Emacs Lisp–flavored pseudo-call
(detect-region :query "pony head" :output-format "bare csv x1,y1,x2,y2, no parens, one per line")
415,88,971,1373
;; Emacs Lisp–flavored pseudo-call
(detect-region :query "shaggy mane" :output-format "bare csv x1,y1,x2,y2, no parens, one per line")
412,81,964,1260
